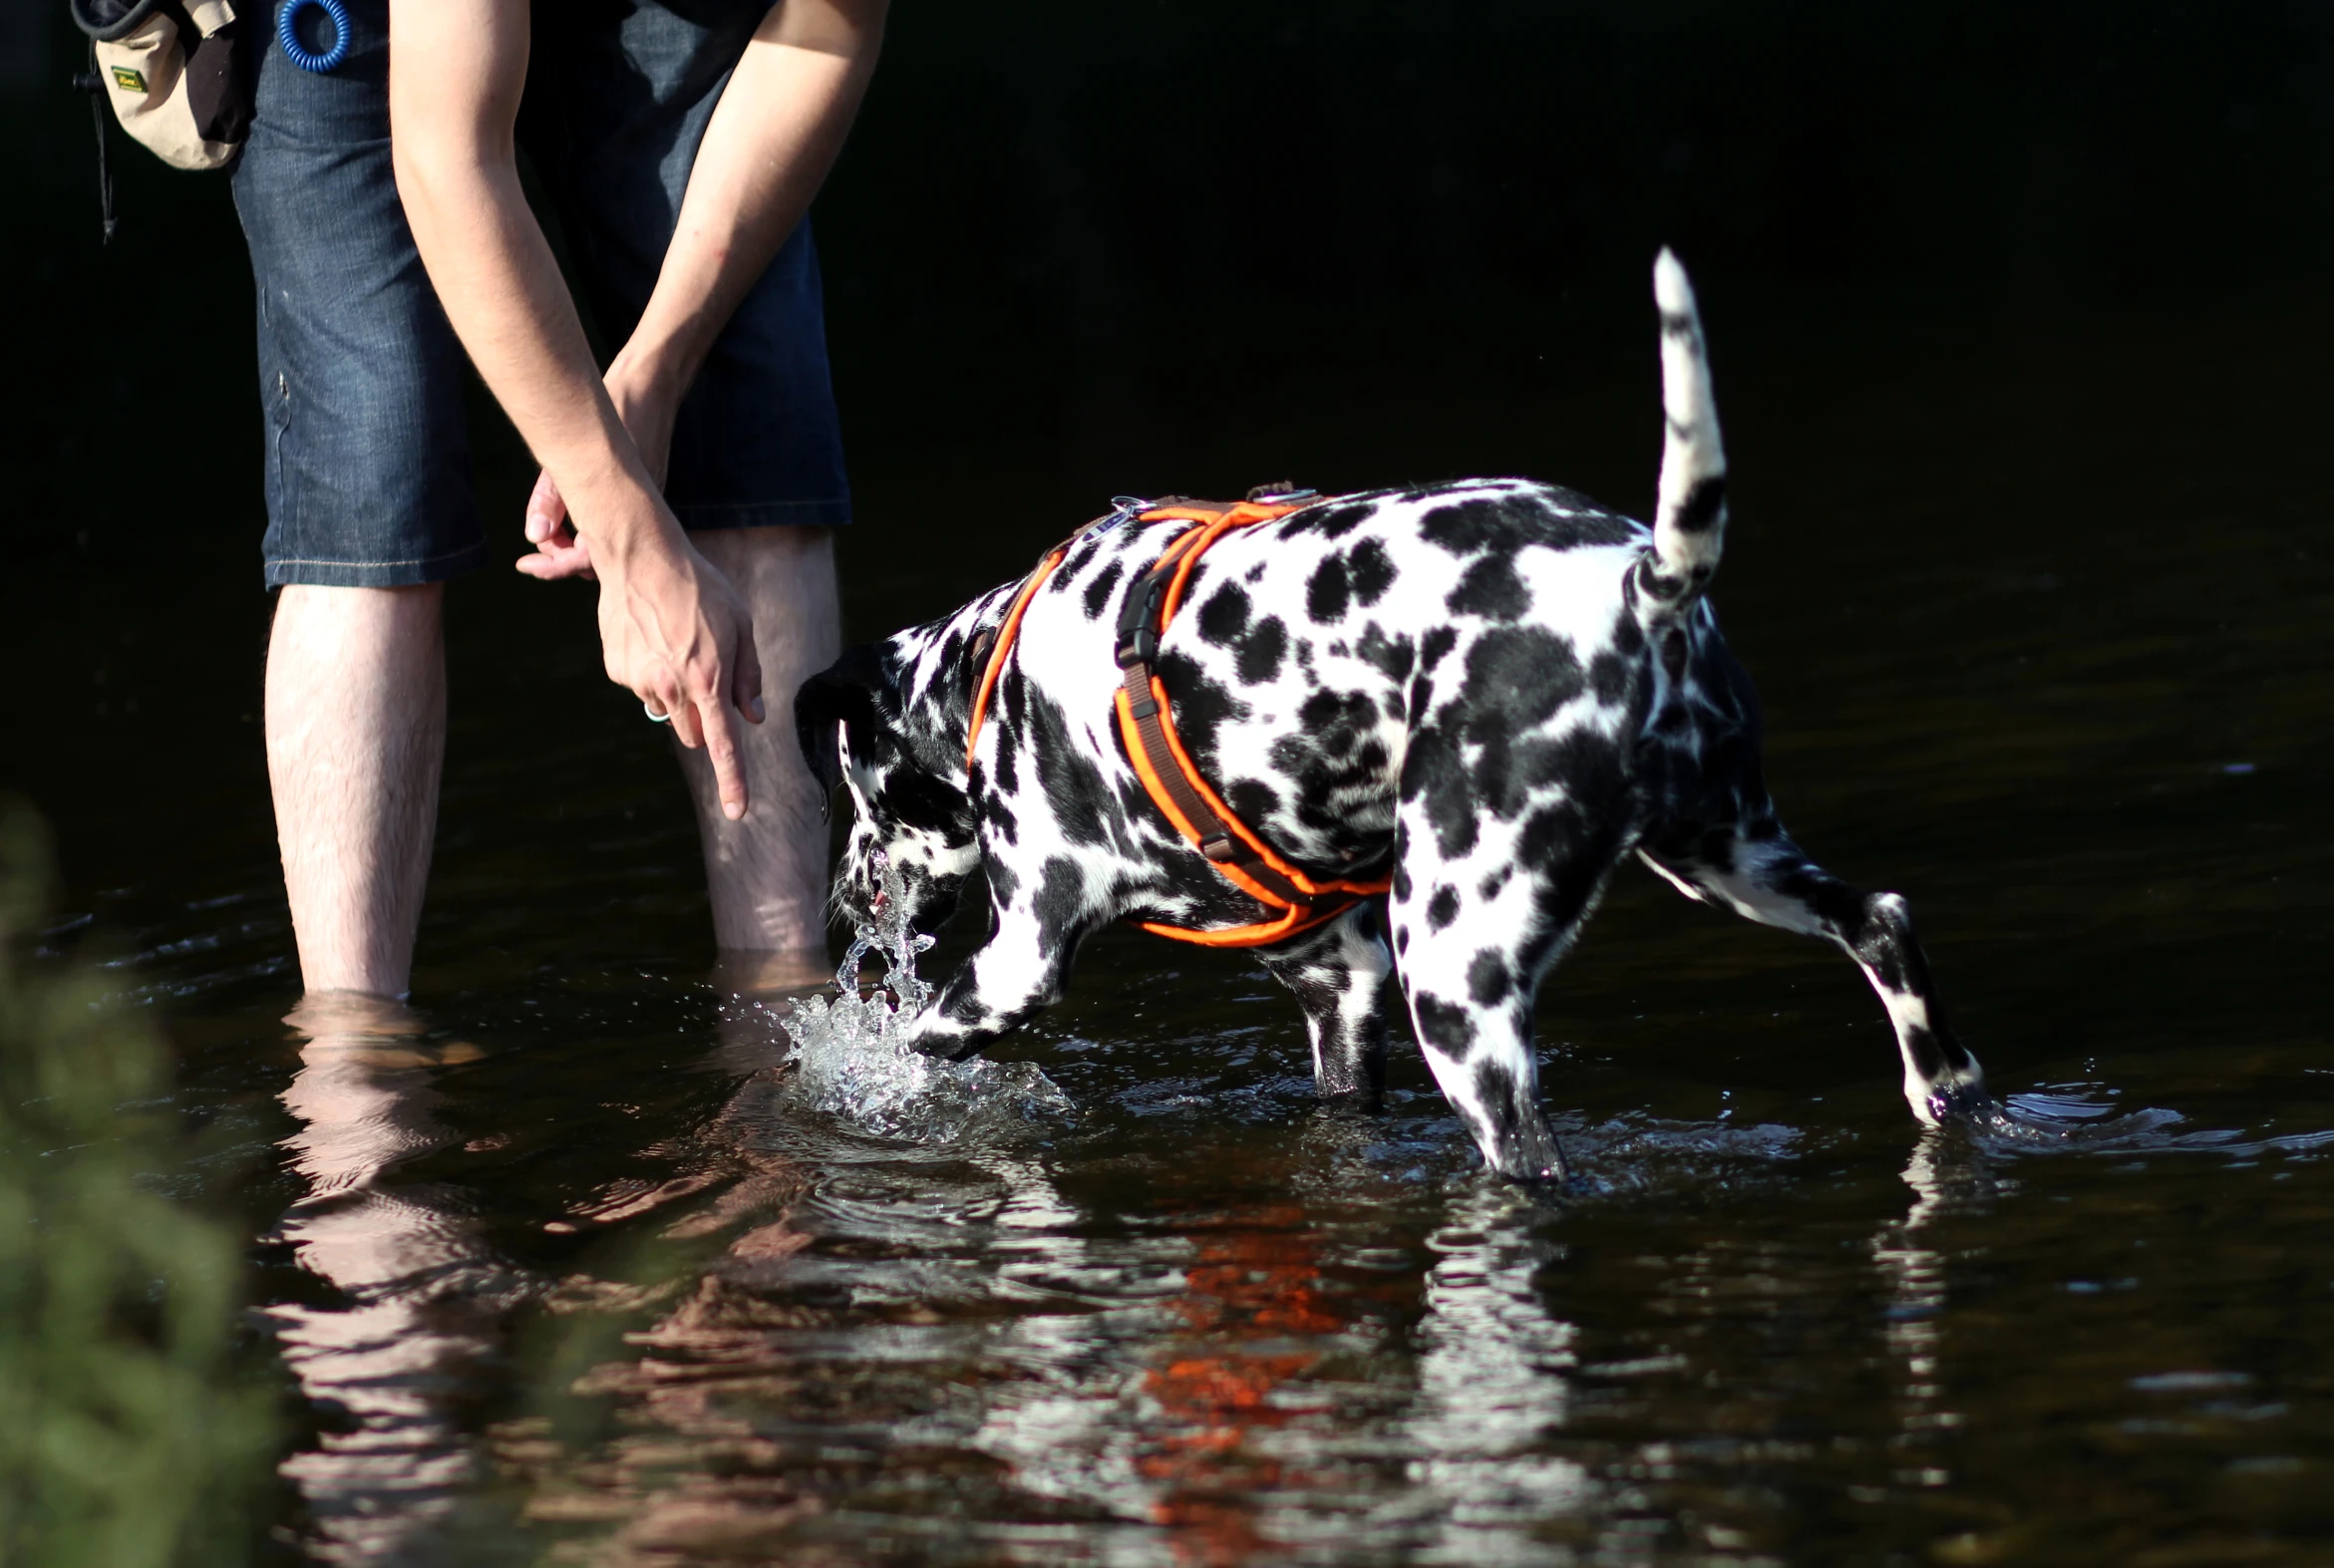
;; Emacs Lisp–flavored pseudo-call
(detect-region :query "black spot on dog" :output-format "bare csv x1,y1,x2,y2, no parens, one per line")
1307,553,1352,624
1348,538,1397,606
1660,628,1688,681
875,769,976,850
1283,500,1373,540
1355,623,1414,684
1226,777,1281,826
1197,581,1250,645
1589,650,1633,703
991,725,1019,796
1463,626,1585,730
1479,867,1511,901
1672,474,1727,534
1050,540,1094,592
985,793,1018,845
1447,554,1531,620
1473,1058,1522,1132
1115,775,1161,825
1297,688,1377,754
1236,616,1287,685
1033,855,1087,951
1467,949,1510,1006
1610,609,1645,658
985,854,1020,905
1420,497,1508,555
1510,727,1625,807
1413,992,1476,1058
1427,885,1460,931
1392,863,1413,901
1082,561,1125,620
1419,625,1458,673
1422,488,1640,558
1028,691,1115,848
1516,799,1591,874
1155,650,1248,771
1398,726,1479,858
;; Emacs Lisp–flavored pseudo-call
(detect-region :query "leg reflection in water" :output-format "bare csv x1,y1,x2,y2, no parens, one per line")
268,994,526,1564
1872,1133,1996,1487
269,989,822,1562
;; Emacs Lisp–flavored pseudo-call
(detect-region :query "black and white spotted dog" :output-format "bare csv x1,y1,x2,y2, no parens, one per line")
796,251,1990,1180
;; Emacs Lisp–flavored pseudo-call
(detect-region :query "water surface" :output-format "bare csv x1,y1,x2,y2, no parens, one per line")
14,302,2334,1566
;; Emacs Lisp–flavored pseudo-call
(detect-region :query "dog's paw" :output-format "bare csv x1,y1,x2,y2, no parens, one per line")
1918,1075,1995,1126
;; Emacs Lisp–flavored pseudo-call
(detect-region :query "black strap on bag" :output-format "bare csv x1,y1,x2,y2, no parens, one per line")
72,40,119,244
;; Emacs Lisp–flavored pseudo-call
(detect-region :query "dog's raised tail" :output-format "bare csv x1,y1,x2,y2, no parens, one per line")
1646,248,1728,604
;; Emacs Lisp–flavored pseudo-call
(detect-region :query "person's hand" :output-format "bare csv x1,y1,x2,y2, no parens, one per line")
596,523,766,818
517,350,683,581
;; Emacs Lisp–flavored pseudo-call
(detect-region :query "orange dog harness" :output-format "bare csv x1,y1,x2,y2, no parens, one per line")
965,493,1393,949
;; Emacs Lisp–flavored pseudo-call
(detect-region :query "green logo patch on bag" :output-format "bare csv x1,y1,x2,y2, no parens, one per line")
110,64,147,92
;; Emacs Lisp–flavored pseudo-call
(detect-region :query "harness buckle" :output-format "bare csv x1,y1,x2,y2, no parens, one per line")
1199,833,1237,863
1116,625,1159,667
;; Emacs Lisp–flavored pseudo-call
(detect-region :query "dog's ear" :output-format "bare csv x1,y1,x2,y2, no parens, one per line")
794,644,894,816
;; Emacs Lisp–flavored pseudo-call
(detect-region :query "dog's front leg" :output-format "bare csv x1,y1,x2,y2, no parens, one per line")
903,899,1086,1064
1253,900,1396,1099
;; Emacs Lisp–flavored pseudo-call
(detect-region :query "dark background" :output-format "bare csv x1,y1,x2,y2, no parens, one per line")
3,0,2331,908
12,2,2334,562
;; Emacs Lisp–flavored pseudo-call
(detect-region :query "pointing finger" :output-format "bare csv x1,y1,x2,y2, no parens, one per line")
698,692,749,819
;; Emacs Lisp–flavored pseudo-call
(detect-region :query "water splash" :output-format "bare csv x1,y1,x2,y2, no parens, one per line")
784,854,1072,1142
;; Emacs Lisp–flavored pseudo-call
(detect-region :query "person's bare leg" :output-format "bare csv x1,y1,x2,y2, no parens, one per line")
266,583,447,999
682,526,841,984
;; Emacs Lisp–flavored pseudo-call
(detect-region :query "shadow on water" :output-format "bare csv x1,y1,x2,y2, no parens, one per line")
7,1,2334,1563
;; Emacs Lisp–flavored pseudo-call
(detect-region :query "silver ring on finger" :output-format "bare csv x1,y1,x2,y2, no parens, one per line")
643,701,673,725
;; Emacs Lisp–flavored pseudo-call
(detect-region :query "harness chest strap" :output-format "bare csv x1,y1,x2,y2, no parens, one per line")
963,496,1393,950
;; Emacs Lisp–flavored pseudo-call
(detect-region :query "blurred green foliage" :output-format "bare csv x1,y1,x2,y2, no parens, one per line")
0,804,275,1567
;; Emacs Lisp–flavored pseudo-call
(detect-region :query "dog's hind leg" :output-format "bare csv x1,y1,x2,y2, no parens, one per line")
1252,899,1396,1099
1638,826,1991,1124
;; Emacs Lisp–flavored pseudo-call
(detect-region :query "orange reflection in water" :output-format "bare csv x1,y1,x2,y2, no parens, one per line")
1140,1206,1346,1565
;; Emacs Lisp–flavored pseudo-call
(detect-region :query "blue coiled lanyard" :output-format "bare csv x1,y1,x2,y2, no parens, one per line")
277,0,351,72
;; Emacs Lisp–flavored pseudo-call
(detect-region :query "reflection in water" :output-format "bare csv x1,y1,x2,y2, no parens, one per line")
1406,1186,1592,1563
269,996,523,1564
1872,1135,2001,1494
1135,1207,1340,1563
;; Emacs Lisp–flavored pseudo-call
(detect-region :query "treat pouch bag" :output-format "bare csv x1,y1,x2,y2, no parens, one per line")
71,0,252,170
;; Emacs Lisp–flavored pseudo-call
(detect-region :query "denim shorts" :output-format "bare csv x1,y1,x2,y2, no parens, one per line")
231,0,852,589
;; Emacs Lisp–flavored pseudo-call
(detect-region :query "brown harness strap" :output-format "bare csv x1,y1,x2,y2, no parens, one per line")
1111,500,1393,946
964,492,1392,949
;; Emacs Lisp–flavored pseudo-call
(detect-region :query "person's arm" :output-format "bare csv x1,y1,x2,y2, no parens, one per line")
388,0,763,819
516,0,888,577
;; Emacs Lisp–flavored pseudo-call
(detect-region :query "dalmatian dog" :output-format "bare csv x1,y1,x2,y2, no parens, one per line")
795,251,1991,1181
